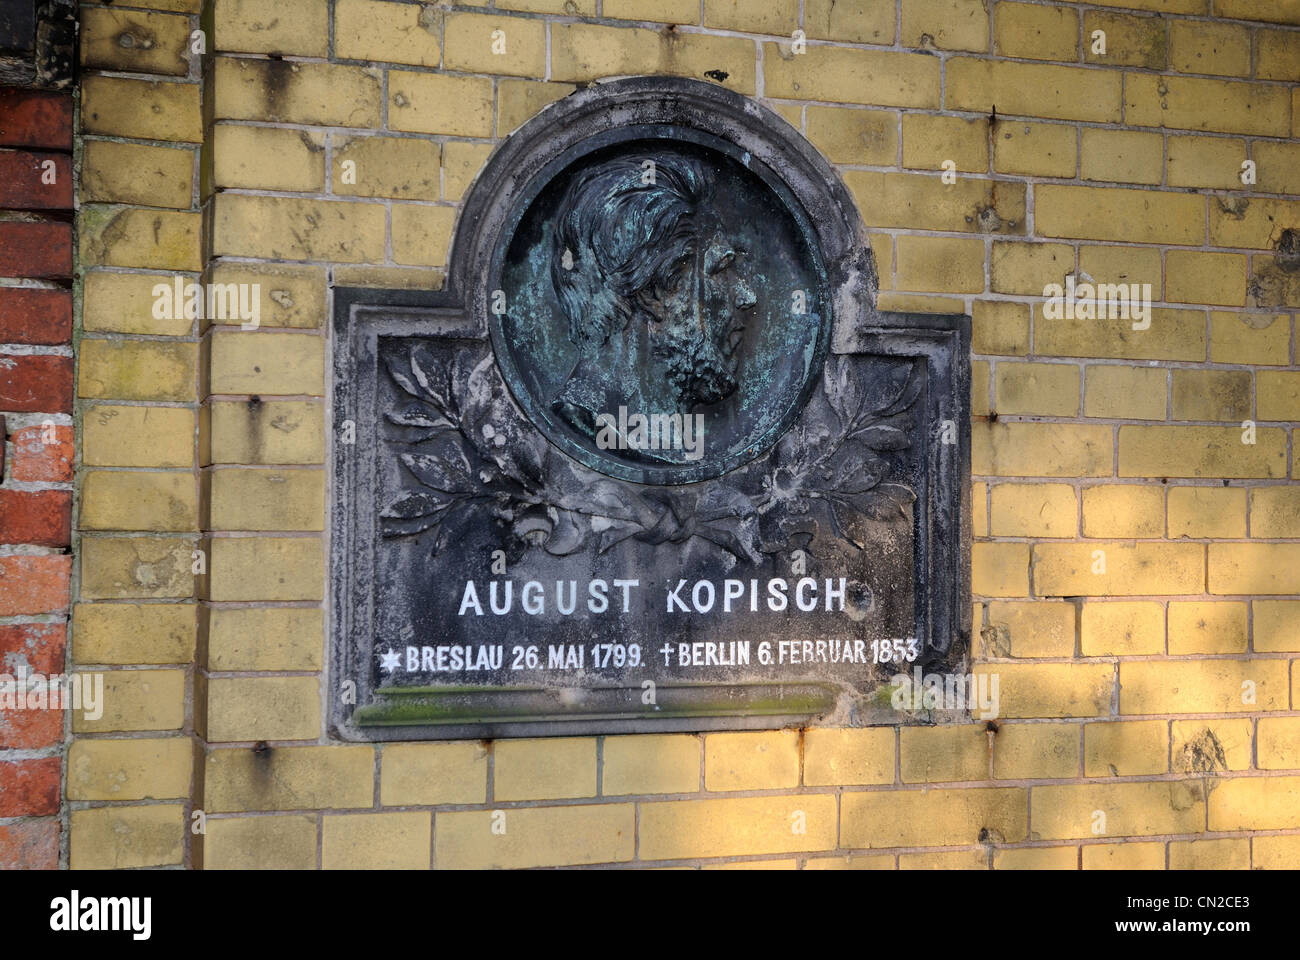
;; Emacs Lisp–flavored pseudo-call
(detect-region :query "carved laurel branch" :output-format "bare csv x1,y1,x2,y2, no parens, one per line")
378,342,921,560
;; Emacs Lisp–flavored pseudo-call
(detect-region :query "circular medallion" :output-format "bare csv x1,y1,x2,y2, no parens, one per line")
489,128,830,485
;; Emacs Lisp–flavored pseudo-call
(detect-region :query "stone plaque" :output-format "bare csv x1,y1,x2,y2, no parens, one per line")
332,78,970,740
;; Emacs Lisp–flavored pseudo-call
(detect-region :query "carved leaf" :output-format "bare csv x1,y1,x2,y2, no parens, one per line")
400,440,478,494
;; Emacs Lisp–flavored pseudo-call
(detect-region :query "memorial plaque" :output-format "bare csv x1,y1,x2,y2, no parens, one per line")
332,77,970,739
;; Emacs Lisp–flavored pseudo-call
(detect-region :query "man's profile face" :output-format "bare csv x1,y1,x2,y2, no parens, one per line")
644,213,757,411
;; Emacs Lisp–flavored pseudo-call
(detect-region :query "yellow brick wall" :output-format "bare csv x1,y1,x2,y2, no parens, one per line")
69,0,1300,869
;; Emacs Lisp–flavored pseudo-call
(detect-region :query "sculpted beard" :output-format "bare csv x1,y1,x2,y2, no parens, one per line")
653,321,737,410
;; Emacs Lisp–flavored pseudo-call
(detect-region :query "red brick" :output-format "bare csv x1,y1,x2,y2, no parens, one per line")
0,288,72,344
0,490,71,546
0,820,59,869
0,622,66,674
0,355,74,412
0,555,70,616
0,89,72,151
0,222,72,278
0,759,60,817
0,151,73,209
0,704,62,749
10,424,73,481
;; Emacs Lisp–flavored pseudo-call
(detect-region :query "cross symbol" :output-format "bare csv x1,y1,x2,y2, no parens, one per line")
659,643,674,665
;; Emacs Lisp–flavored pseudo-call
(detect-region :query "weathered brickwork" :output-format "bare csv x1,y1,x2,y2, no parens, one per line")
60,0,1300,869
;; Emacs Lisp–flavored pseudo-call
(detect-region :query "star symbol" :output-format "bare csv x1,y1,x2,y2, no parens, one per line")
379,649,402,673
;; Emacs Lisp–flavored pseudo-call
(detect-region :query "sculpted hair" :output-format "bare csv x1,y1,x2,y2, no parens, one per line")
551,155,710,352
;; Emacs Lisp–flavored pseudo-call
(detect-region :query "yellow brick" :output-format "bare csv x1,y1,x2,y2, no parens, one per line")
206,537,322,602
331,135,438,200
207,676,320,742
994,846,1077,869
1169,837,1249,869
1079,245,1163,292
213,195,385,263
82,76,201,142
994,2,1079,61
1167,486,1247,538
1081,485,1164,538
947,59,1121,123
972,359,990,417
972,542,1030,597
1258,370,1300,420
1031,782,1203,840
895,235,984,294
79,341,197,402
214,0,327,56
972,481,988,535
639,795,837,860
497,79,577,136
901,0,990,52
1165,135,1246,190
205,745,374,812
1080,601,1164,657
1209,776,1300,831
985,601,1076,658
83,404,194,467
1084,720,1167,777
703,0,796,33
764,45,940,108
992,120,1076,178
878,293,967,314
436,804,635,868
1257,28,1300,81
322,812,431,870
79,537,195,600
972,301,1030,356
81,7,191,75
1169,20,1250,77
1037,307,1205,361
1258,717,1300,769
1211,543,1300,594
442,141,494,202
1167,251,1247,307
213,125,325,192
902,114,987,173
1036,184,1204,245
704,730,799,791
804,852,895,869
1254,834,1300,868
333,266,443,290
207,400,325,465
444,12,546,77
335,0,440,66
204,815,318,869
494,737,596,801
498,0,596,12
900,725,988,782
992,723,1080,779
73,669,186,733
702,858,798,870
82,272,192,337
1253,142,1300,194
205,606,321,671
1119,425,1286,479
214,58,382,127
1080,129,1163,185
1125,73,1290,136
902,849,990,869
1033,542,1202,596
81,471,198,532
988,483,1077,538
990,242,1070,297
1082,840,1165,869
74,602,195,664
995,362,1079,416
209,331,325,396
379,742,488,805
80,206,200,271
842,787,1026,847
1211,197,1300,250
206,263,326,330
70,805,185,870
805,106,899,165
1210,312,1290,365
1082,11,1166,70
805,0,895,43
1168,600,1247,655
1083,365,1166,421
1255,600,1300,652
604,0,699,22
389,71,495,137
802,728,894,786
82,140,193,209
392,205,456,267
1172,719,1253,772
207,468,325,532
599,734,698,795
67,737,192,800
973,422,1112,477
844,171,1025,234
1120,659,1289,714
975,663,1114,718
